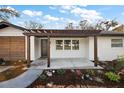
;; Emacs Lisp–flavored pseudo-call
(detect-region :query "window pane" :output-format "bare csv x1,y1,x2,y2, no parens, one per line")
112,39,122,42
56,45,63,50
56,40,63,50
56,40,63,44
64,40,71,50
111,39,123,47
72,40,79,50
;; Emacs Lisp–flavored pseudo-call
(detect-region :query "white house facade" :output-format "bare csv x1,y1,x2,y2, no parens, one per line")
0,21,124,67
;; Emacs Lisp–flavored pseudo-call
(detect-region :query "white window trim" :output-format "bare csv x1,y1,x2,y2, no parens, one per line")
111,39,123,48
56,39,80,50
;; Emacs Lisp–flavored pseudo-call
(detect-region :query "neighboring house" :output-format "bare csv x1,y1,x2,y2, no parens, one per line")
0,21,124,67
112,24,124,32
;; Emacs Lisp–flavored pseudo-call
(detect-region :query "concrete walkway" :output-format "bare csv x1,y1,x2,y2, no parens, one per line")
0,64,43,88
31,58,103,69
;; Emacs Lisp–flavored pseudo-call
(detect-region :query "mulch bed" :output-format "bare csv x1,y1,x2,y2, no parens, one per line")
28,70,124,88
0,64,26,82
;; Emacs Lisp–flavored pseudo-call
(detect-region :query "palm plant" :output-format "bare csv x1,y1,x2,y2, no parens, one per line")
0,6,20,21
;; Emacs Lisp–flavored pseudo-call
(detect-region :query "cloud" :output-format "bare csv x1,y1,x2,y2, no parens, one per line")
49,6,56,10
43,15,59,21
17,21,24,26
6,6,16,11
60,5,75,10
70,7,103,23
59,10,66,13
121,12,124,15
65,18,77,24
22,10,43,17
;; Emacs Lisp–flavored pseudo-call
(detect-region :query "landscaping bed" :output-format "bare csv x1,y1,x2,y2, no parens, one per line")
28,69,124,88
0,63,27,82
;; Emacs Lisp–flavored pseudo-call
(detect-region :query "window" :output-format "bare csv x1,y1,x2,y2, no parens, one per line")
64,40,71,50
111,39,123,47
56,40,63,50
72,40,79,50
56,39,80,50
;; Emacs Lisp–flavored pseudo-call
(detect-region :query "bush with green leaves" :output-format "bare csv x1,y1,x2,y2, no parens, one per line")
39,74,47,80
86,69,95,76
105,72,120,82
116,55,124,70
56,69,66,75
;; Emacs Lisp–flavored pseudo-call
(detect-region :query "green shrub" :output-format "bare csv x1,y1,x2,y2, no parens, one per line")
116,55,124,70
105,72,120,82
39,74,47,80
86,69,95,76
56,69,66,75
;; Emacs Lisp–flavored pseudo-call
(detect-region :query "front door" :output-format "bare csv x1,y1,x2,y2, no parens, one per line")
41,39,48,57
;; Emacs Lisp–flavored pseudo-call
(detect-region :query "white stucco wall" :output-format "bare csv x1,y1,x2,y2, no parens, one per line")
88,36,124,61
34,37,41,59
2,27,123,61
50,38,88,58
0,27,24,36
88,37,94,60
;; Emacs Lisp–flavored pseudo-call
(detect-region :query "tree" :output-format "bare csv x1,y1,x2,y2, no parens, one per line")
24,21,43,29
65,19,119,31
78,20,95,30
0,6,20,21
95,19,118,31
65,22,74,30
79,20,89,30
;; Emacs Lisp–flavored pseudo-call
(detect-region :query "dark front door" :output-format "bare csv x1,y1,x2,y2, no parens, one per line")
41,39,48,57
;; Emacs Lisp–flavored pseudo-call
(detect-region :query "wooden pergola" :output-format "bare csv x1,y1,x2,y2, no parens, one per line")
23,29,100,67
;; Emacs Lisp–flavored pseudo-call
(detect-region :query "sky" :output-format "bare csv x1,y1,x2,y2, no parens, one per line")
1,5,124,29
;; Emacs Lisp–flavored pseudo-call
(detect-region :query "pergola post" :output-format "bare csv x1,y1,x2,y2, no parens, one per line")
27,36,30,67
94,36,98,67
47,35,50,67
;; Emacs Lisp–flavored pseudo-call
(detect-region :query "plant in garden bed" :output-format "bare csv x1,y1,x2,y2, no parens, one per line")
116,55,124,71
0,65,26,82
86,69,95,76
0,58,6,65
105,71,120,82
56,69,66,75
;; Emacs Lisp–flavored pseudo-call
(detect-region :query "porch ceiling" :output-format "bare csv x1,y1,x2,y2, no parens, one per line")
30,58,103,69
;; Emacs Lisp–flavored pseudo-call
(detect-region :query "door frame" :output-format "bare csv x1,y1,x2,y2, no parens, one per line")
41,39,48,58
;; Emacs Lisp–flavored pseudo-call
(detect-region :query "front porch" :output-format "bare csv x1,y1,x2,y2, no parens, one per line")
30,58,102,69
24,30,100,68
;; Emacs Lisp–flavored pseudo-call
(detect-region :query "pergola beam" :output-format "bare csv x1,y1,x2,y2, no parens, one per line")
47,35,50,67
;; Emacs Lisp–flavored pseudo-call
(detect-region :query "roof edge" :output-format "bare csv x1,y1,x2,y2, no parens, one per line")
0,21,27,31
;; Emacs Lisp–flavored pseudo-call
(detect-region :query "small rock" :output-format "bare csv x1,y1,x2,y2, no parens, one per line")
46,82,53,88
97,70,104,74
94,77,104,83
86,74,90,78
52,70,55,73
18,60,23,63
46,71,52,77
71,69,75,72
81,75,84,80
89,77,93,81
